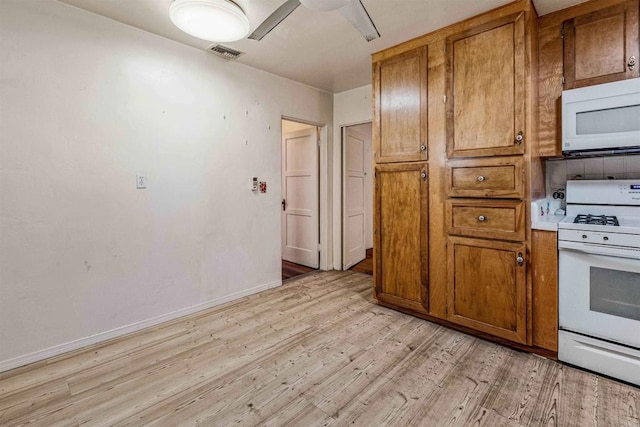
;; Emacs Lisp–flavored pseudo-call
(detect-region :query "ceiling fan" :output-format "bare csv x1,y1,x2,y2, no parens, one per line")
248,0,380,42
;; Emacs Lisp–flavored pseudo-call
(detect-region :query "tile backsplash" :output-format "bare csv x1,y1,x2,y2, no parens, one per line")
546,155,640,204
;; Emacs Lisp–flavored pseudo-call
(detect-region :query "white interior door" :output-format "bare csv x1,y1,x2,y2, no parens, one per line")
343,126,367,269
282,127,319,268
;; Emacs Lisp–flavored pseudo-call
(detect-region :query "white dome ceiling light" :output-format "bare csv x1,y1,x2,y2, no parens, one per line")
169,0,250,42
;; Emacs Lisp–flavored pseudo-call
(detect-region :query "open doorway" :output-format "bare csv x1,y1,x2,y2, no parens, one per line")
342,122,373,275
281,119,320,280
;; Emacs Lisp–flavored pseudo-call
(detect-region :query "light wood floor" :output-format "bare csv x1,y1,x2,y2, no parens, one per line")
0,271,638,426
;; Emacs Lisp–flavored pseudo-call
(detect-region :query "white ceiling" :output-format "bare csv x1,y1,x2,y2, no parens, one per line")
57,0,588,93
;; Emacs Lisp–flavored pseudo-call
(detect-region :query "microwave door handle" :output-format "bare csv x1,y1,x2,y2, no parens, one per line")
559,240,640,261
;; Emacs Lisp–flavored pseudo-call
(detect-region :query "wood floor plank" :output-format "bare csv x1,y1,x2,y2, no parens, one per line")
0,271,637,426
596,378,640,426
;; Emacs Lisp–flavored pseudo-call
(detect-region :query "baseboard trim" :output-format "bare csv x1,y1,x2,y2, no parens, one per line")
0,279,282,373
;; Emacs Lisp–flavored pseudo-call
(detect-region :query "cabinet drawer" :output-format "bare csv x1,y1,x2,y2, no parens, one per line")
446,199,525,241
446,156,525,198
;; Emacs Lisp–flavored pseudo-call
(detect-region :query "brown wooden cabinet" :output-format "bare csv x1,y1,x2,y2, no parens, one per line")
531,230,558,352
563,0,639,89
374,163,428,313
445,156,525,199
447,236,527,344
372,0,552,357
446,13,526,158
373,47,428,163
446,199,526,242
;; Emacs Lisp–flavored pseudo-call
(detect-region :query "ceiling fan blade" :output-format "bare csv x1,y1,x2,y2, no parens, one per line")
248,0,301,41
339,0,380,42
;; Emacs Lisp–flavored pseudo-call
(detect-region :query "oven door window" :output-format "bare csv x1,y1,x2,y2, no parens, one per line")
559,248,640,348
590,267,640,321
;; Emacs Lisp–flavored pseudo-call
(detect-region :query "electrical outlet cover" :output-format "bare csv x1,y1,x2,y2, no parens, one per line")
259,181,267,193
136,174,147,189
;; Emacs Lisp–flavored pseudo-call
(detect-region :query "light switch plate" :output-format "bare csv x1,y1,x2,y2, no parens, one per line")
136,174,147,189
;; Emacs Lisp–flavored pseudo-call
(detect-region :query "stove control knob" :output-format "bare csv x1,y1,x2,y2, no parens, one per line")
603,236,609,241
582,234,588,239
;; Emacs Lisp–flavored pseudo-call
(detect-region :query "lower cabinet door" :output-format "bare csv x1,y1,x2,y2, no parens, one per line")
374,162,429,313
447,236,527,344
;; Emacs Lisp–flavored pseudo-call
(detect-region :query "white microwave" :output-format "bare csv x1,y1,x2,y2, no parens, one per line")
562,78,640,157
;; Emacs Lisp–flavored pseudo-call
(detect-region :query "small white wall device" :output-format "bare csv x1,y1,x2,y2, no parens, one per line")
251,177,259,192
136,174,147,189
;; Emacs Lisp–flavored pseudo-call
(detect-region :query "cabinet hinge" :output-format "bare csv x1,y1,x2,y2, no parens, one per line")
443,95,447,103
560,28,565,38
317,138,321,147
561,76,565,86
317,243,321,252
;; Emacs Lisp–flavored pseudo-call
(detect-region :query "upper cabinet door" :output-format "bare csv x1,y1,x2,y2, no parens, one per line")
446,13,526,158
373,47,428,163
563,0,639,90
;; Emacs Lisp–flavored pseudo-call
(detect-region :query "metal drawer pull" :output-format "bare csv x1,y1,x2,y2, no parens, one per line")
477,215,487,222
629,56,636,71
515,131,523,144
516,252,524,266
476,176,486,182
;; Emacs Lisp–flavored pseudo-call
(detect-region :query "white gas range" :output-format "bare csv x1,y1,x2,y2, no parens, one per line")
558,180,640,386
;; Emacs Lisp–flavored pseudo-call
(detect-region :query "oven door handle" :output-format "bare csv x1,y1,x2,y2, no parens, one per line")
559,240,640,260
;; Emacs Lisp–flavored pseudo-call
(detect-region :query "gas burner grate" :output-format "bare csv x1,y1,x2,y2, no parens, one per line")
573,214,620,226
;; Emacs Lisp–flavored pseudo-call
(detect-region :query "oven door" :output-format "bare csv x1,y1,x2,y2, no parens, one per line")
559,241,640,349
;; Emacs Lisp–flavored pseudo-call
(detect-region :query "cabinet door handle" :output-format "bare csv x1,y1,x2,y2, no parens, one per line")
421,171,427,181
629,56,636,71
515,131,524,145
477,215,487,222
282,199,286,211
420,144,427,152
516,252,524,266
476,175,486,182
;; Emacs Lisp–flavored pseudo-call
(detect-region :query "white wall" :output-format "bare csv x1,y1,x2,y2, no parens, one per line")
332,85,373,268
0,0,332,370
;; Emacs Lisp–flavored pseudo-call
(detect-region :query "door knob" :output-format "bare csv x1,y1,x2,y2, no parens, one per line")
421,171,427,181
515,131,523,144
516,252,524,266
477,215,487,222
476,176,486,182
420,144,427,152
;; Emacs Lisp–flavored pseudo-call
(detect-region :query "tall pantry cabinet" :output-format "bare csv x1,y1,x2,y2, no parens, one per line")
444,12,531,345
373,0,549,354
372,46,429,313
